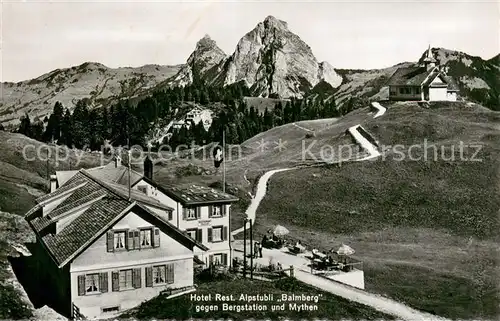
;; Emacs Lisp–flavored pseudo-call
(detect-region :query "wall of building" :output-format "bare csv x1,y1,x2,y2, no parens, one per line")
429,87,448,101
133,180,180,226
70,258,193,319
175,203,231,266
389,86,421,101
70,211,194,319
71,211,193,268
133,179,232,266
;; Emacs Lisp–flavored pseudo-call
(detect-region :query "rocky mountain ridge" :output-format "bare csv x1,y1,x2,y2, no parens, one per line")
327,48,499,109
1,16,498,129
168,16,343,98
0,62,181,128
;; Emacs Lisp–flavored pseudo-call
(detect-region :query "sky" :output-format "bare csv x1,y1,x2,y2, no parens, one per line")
1,0,498,82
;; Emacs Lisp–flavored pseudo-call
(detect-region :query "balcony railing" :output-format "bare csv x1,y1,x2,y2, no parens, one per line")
72,303,85,320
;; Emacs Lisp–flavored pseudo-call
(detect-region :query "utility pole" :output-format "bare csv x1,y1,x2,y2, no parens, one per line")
250,218,253,280
222,129,226,193
243,218,247,279
127,138,131,201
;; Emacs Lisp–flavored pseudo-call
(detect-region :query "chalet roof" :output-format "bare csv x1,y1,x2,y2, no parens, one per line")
54,161,238,206
35,179,87,205
387,66,459,91
86,165,144,186
25,169,207,268
139,176,239,205
387,66,432,86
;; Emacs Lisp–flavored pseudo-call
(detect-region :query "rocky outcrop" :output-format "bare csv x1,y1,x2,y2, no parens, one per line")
169,15,343,98
318,61,343,88
219,16,342,98
172,34,227,86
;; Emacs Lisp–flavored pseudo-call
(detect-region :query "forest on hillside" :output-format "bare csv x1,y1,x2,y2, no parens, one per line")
15,82,359,150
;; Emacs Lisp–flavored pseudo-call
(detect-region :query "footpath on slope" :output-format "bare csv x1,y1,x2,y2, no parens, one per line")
232,245,450,321
232,168,294,236
229,102,451,320
233,103,387,234
371,101,387,118
348,124,381,160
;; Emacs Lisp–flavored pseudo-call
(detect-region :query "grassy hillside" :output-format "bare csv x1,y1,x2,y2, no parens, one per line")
252,101,500,319
0,63,181,129
121,277,394,320
243,97,290,114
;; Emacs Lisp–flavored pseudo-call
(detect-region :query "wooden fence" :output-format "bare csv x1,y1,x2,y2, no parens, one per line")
72,303,85,320
232,265,295,281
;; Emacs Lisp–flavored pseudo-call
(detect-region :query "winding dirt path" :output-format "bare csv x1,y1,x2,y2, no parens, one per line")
230,103,450,320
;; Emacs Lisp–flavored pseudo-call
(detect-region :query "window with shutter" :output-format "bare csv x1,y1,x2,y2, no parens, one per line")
153,265,166,284
186,229,197,240
77,275,86,296
166,264,174,284
185,208,196,220
223,226,228,241
196,229,202,243
145,267,153,287
212,254,223,265
84,273,100,294
119,269,133,290
222,253,228,266
99,272,108,293
132,268,141,289
113,231,126,250
106,231,114,252
111,271,120,292
168,210,173,221
222,205,227,216
153,228,160,247
133,231,140,249
211,226,223,242
211,205,222,217
127,230,134,250
208,228,213,242
195,207,201,219
140,229,152,248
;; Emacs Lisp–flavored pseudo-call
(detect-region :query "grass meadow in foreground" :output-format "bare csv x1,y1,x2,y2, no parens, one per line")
254,152,499,319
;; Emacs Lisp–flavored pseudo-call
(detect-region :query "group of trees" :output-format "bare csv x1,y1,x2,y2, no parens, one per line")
16,80,356,150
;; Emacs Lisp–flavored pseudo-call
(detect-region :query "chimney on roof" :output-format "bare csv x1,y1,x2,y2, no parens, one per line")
50,174,57,193
114,155,122,168
144,155,153,180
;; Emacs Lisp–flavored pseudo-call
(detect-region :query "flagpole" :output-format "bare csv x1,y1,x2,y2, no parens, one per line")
127,139,131,201
222,129,226,194
128,149,131,201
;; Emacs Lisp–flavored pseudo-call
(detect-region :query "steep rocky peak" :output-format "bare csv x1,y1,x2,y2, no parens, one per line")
263,15,288,30
195,34,219,51
187,34,226,64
